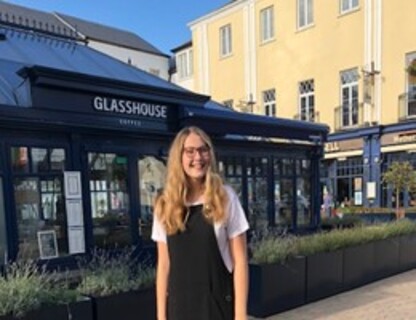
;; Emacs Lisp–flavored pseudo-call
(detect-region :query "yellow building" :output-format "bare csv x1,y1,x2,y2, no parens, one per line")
174,0,416,209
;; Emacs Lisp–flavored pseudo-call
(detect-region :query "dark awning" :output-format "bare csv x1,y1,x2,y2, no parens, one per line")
180,105,329,143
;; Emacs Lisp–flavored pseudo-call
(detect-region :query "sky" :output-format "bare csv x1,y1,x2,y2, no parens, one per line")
3,0,229,54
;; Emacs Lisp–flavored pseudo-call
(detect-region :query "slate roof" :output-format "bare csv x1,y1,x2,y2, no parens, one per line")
0,1,76,38
55,13,167,56
0,1,167,56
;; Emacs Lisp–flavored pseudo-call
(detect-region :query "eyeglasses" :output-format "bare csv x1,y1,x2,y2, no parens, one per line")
183,145,210,158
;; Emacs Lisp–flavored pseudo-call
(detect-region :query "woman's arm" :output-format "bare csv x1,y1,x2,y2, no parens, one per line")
156,241,170,320
230,232,248,320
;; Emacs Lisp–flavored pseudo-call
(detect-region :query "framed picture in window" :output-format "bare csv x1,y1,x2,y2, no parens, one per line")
37,230,58,259
64,171,82,199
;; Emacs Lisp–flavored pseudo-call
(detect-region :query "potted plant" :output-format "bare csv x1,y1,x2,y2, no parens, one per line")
382,161,416,219
76,247,156,320
0,260,92,320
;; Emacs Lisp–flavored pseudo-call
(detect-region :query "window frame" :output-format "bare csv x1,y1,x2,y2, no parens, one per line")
299,79,315,121
176,48,193,80
297,0,314,29
340,0,359,14
220,24,232,57
263,89,276,117
340,69,359,127
260,6,275,43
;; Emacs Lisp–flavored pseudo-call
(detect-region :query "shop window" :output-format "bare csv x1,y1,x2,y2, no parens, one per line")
88,152,130,248
138,156,166,241
11,146,67,260
247,157,268,231
335,157,363,206
218,156,244,202
296,159,311,226
274,158,294,227
0,178,6,264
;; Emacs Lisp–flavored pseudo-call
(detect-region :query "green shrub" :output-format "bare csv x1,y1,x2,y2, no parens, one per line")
0,260,79,317
250,219,416,264
76,247,155,297
249,235,298,264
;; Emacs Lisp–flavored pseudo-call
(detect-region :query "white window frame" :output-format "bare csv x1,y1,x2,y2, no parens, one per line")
176,48,193,79
263,89,276,117
220,24,232,57
340,0,359,14
297,0,314,29
260,6,274,43
340,69,359,127
299,80,315,121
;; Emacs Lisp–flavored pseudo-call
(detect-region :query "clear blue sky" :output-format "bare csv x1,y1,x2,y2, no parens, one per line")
4,0,228,54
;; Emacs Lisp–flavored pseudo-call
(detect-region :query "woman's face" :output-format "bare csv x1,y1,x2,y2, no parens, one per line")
181,132,211,183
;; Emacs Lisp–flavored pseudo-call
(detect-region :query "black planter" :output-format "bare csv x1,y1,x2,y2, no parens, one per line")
373,238,400,281
0,299,93,320
306,250,343,302
399,234,416,272
91,287,156,320
343,242,375,290
248,257,306,318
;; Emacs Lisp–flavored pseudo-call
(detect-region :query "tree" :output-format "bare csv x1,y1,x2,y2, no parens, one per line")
382,161,416,219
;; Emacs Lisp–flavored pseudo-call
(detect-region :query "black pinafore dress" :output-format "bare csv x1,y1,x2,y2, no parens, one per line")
167,204,234,320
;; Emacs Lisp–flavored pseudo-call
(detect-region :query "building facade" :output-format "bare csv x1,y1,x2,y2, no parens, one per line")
177,0,416,209
0,21,327,266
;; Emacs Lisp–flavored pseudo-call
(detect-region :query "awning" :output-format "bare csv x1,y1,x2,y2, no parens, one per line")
180,105,329,142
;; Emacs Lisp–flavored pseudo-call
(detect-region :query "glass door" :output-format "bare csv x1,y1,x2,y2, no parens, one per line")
88,152,130,248
137,155,166,245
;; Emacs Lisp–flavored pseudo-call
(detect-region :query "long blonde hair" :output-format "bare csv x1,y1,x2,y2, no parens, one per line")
154,126,228,235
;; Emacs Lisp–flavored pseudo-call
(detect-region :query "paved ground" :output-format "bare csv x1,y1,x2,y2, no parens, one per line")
249,269,416,320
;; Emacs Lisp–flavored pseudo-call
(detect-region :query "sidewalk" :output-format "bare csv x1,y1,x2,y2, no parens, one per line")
250,269,416,320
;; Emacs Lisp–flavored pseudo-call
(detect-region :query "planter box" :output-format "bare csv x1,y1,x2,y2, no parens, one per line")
358,213,395,224
0,299,93,320
91,287,155,320
306,250,343,302
373,238,400,281
343,242,375,290
248,257,306,318
399,234,416,272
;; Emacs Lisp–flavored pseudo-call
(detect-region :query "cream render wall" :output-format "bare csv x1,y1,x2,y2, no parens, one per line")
381,0,416,125
207,10,246,106
189,0,416,132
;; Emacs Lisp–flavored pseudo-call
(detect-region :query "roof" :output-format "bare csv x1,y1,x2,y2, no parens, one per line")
0,1,76,38
0,25,196,106
0,2,167,56
55,13,168,57
171,40,192,53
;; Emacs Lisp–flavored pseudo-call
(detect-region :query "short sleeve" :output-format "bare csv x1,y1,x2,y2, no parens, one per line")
224,185,249,239
151,214,167,243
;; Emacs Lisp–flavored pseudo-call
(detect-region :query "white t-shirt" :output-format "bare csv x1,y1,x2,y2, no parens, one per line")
151,185,249,273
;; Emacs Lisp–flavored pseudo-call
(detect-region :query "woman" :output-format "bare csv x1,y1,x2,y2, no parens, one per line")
152,126,249,320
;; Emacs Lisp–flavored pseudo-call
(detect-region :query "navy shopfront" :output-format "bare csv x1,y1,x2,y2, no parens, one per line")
0,24,328,267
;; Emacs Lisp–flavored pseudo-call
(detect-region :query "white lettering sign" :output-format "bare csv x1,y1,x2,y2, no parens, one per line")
93,96,168,119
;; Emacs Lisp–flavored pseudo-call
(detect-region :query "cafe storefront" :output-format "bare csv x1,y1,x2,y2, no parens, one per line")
0,24,328,266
